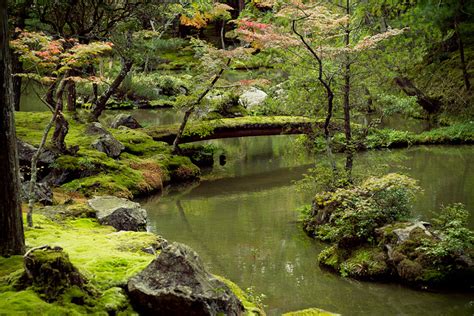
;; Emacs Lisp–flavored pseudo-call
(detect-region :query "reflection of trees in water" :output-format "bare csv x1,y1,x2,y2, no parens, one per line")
175,199,227,274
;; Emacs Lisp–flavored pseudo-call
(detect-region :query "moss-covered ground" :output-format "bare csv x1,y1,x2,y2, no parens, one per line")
0,208,264,314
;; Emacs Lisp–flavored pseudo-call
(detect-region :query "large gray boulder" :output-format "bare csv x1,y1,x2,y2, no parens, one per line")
110,114,142,129
91,134,124,158
239,87,267,110
88,196,147,231
127,242,244,316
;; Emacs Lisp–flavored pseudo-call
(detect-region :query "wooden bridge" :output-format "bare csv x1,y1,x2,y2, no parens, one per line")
144,116,336,144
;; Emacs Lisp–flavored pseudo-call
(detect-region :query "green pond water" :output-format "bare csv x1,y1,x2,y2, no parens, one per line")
139,136,474,315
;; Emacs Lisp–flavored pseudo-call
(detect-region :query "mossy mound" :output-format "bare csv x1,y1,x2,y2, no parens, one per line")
305,174,474,289
1,208,260,314
15,111,200,198
319,246,390,280
216,276,266,316
282,307,340,316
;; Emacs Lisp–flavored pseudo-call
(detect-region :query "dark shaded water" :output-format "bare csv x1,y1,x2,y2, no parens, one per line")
140,136,474,315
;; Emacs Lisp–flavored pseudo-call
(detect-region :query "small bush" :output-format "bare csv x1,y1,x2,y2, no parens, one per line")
309,173,420,246
420,203,474,262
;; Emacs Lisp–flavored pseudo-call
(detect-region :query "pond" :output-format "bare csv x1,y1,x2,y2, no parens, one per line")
139,136,474,315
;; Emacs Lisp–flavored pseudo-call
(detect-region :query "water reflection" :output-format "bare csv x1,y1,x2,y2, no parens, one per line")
141,137,473,315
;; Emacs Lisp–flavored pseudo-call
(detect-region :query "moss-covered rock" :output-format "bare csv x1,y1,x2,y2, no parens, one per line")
23,246,92,302
282,308,340,316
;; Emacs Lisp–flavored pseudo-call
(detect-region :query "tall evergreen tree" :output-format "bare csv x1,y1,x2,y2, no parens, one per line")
0,0,25,256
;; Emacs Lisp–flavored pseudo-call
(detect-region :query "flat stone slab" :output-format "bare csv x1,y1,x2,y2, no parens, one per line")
88,196,147,231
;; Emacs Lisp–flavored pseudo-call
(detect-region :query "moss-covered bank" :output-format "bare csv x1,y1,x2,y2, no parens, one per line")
0,205,264,314
15,112,201,198
315,122,474,153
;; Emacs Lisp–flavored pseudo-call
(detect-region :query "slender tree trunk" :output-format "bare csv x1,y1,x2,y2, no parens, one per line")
364,86,374,113
220,20,226,50
455,22,470,92
67,80,76,112
11,0,32,111
343,0,353,178
51,81,68,153
12,54,22,111
90,58,133,121
172,59,231,153
0,0,25,256
291,19,337,173
26,112,57,227
343,0,352,145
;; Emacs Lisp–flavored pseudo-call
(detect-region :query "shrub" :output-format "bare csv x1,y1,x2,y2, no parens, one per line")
421,203,474,262
121,73,191,100
309,173,420,246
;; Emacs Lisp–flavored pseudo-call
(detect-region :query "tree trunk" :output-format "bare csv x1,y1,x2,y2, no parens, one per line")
26,108,58,227
10,1,32,111
455,22,470,92
343,0,353,178
67,80,76,112
0,0,26,256
172,59,231,153
12,53,22,111
394,76,442,114
51,81,69,153
220,20,226,50
90,58,133,121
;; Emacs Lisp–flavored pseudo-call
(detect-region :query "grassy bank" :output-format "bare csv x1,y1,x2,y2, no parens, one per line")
0,205,263,314
15,112,200,198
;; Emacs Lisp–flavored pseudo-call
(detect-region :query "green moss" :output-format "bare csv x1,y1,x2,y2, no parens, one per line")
0,256,24,292
110,128,170,156
282,308,340,316
215,276,265,316
0,213,159,314
413,122,474,144
15,112,54,146
62,170,143,198
339,246,389,279
160,155,200,182
0,290,76,314
0,256,23,279
318,246,341,271
24,215,156,290
98,287,131,314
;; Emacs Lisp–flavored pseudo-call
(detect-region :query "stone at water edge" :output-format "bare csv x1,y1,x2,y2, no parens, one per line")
110,114,142,129
91,134,125,158
87,196,147,231
127,242,245,316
